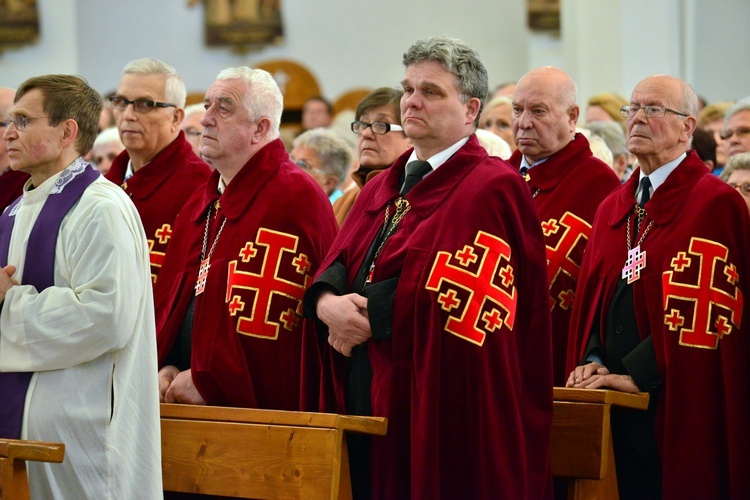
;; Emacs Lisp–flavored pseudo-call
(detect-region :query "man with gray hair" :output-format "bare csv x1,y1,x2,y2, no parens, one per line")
0,87,29,211
106,58,210,283
291,128,354,203
304,37,552,498
568,75,750,498
508,67,620,387
154,67,337,413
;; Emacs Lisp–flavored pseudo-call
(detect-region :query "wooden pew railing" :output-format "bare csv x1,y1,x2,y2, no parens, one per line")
552,387,649,500
160,403,387,499
0,439,65,500
0,390,645,500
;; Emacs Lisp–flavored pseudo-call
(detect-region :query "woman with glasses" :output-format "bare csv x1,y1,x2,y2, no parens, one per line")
721,151,750,213
333,87,412,226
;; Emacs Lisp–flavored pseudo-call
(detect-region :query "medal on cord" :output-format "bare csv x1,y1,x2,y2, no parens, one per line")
195,200,226,296
621,205,653,284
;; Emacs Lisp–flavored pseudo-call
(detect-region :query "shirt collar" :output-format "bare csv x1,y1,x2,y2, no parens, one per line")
636,152,686,201
405,136,470,174
520,155,550,172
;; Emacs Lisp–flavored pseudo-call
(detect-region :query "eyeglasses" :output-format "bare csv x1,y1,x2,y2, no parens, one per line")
294,159,326,176
351,121,404,135
5,115,48,131
620,105,689,119
720,127,750,141
728,182,750,195
109,96,176,113
182,127,202,138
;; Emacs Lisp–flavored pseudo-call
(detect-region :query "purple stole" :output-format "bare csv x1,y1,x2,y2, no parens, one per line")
0,163,99,438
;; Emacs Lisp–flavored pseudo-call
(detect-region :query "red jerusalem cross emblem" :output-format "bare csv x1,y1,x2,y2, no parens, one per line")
147,224,173,283
542,212,591,310
425,231,517,346
225,228,312,340
662,237,743,349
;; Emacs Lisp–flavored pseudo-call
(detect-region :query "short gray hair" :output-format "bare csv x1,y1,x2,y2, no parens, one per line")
216,67,283,141
721,152,750,182
183,103,205,119
93,126,123,149
725,96,750,124
122,58,186,109
293,128,354,188
583,121,627,158
677,79,699,118
403,37,488,124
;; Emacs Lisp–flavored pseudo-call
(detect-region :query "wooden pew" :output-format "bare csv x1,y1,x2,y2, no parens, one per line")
552,387,649,500
160,404,387,499
0,439,65,500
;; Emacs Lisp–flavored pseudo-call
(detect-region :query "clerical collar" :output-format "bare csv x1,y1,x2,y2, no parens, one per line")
404,136,470,175
217,176,227,194
635,152,686,203
520,155,550,173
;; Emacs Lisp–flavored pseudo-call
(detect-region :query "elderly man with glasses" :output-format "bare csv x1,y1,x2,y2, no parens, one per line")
567,75,750,499
106,58,210,284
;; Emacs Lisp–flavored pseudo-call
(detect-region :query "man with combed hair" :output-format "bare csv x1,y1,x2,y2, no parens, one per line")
106,58,211,283
304,37,552,498
291,128,354,202
508,66,620,386
567,75,750,498
0,87,29,211
154,67,337,412
0,75,161,498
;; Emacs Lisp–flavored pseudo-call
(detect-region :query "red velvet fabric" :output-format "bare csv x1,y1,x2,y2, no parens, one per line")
567,151,750,498
155,139,337,410
313,135,553,499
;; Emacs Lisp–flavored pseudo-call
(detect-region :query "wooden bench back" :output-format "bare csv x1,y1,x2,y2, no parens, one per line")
161,404,387,499
0,439,64,500
551,388,649,499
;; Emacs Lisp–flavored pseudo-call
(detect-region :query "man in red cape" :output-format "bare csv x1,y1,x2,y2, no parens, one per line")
106,58,210,284
155,67,337,410
567,75,750,499
508,67,620,385
304,37,553,499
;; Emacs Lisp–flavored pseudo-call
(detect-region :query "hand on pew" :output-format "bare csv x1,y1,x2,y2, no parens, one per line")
161,367,207,405
565,362,640,393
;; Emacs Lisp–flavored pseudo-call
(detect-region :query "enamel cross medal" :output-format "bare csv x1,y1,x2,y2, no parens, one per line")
622,245,646,284
195,200,227,297
195,259,210,296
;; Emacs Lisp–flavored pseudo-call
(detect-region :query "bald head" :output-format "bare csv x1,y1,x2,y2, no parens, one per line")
626,75,697,174
0,87,16,168
517,67,577,109
511,67,580,162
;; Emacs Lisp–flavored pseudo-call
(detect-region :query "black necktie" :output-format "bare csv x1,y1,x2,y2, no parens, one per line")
401,161,432,196
639,176,652,207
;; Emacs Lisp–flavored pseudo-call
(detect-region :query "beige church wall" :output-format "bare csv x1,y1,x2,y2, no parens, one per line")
0,0,747,111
